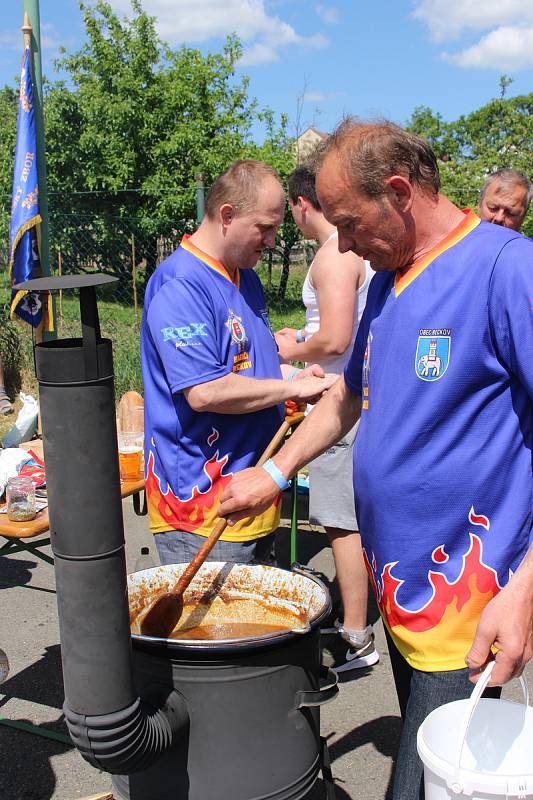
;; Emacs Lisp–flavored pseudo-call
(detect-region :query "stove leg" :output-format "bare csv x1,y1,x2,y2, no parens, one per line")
320,737,336,799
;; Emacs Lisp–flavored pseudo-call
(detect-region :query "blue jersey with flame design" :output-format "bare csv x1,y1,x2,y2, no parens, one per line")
344,211,533,670
141,236,284,541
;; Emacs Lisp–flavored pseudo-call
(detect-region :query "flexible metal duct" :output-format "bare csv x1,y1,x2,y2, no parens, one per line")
23,276,188,773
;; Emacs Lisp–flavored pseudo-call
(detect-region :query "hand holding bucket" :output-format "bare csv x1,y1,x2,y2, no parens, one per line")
417,661,533,799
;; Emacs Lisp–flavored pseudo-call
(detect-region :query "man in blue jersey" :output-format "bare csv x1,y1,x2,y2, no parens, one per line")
141,159,334,567
219,123,533,799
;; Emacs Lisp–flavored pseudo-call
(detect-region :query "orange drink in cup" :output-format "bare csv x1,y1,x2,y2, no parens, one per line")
118,431,143,481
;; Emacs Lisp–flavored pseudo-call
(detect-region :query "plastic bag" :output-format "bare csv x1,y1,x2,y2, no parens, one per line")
2,393,39,449
0,447,33,496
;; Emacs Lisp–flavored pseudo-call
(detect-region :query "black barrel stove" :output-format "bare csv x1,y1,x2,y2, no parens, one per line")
16,275,337,800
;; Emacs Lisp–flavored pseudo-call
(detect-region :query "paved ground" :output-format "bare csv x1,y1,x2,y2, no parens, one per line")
0,491,530,800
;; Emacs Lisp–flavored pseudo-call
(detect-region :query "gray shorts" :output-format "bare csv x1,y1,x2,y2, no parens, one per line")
154,529,276,566
308,421,358,531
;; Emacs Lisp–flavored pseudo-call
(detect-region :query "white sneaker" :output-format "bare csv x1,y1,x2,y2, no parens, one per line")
322,622,380,673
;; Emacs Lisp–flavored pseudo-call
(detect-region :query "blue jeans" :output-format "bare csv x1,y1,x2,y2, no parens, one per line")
385,629,500,800
154,529,276,566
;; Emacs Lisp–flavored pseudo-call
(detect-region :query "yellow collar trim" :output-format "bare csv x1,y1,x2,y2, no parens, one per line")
394,209,480,298
181,235,240,287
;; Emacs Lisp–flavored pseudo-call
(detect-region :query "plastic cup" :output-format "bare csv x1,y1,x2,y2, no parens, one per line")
118,431,143,481
119,400,144,433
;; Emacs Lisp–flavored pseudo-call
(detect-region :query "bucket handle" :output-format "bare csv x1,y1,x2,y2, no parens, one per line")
451,660,530,795
295,666,339,709
291,562,327,587
291,622,312,635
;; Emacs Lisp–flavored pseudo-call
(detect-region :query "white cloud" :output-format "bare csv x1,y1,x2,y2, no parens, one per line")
412,0,533,41
443,25,533,70
413,0,533,71
315,5,339,25
240,42,279,65
40,23,62,51
0,30,20,50
0,23,60,52
109,0,328,65
303,89,344,102
304,90,327,102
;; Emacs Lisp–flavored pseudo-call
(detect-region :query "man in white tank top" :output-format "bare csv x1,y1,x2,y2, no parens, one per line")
275,164,378,672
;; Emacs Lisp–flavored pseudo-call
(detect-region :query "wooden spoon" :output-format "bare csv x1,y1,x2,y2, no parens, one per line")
139,412,303,637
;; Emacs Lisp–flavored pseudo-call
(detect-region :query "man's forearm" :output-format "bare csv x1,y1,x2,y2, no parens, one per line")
272,377,360,480
282,332,351,364
217,377,361,526
508,541,533,599
184,372,297,414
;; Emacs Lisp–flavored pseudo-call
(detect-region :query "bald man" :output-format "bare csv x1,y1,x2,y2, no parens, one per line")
141,159,334,567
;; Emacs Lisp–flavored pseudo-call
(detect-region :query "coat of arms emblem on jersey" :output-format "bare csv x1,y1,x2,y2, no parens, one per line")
415,329,451,381
226,309,248,352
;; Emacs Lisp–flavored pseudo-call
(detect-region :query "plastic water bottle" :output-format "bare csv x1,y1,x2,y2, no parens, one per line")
134,546,157,573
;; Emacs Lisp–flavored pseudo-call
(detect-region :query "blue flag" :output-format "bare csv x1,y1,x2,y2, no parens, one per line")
8,46,50,329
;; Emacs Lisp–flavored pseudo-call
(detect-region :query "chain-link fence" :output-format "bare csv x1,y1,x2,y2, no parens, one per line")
0,201,312,399
48,211,191,336
0,205,194,397
48,210,196,397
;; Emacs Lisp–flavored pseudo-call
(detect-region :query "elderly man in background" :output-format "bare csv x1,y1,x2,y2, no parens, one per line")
141,159,334,568
219,122,533,800
478,168,531,231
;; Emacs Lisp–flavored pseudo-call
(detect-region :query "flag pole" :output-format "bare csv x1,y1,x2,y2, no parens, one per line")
21,1,56,338
21,13,31,49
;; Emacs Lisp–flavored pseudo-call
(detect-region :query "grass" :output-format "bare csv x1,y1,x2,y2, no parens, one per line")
256,260,307,330
0,258,308,432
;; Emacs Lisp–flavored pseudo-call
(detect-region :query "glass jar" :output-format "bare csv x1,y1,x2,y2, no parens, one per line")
6,476,36,522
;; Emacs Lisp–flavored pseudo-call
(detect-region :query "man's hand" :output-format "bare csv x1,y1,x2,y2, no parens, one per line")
276,330,297,360
465,577,533,686
289,372,337,405
275,328,304,362
219,377,360,528
276,327,298,342
218,467,280,526
293,363,325,379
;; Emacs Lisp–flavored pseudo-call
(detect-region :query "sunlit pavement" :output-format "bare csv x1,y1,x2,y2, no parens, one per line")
0,493,529,800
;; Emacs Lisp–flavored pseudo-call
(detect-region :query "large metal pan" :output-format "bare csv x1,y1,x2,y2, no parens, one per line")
129,562,330,650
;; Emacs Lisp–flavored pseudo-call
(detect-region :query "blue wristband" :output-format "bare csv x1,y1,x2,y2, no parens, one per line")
287,368,300,381
296,329,305,343
261,458,290,491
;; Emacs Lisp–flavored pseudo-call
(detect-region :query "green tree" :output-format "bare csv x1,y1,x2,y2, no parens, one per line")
146,37,256,227
248,109,300,302
48,0,259,219
0,0,304,303
407,105,458,162
407,92,533,237
499,74,513,99
0,86,19,266
37,1,260,282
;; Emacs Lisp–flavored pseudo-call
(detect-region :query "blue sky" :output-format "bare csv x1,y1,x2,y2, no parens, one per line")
1,0,532,139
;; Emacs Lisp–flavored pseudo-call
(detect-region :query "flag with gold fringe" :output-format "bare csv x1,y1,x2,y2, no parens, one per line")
8,44,51,330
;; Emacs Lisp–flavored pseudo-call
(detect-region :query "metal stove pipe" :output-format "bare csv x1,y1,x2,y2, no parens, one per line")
23,276,188,773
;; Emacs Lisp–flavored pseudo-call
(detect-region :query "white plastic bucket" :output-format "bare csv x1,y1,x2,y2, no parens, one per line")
417,661,533,799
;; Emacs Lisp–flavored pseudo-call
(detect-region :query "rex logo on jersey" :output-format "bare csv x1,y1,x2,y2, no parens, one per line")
415,328,451,381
